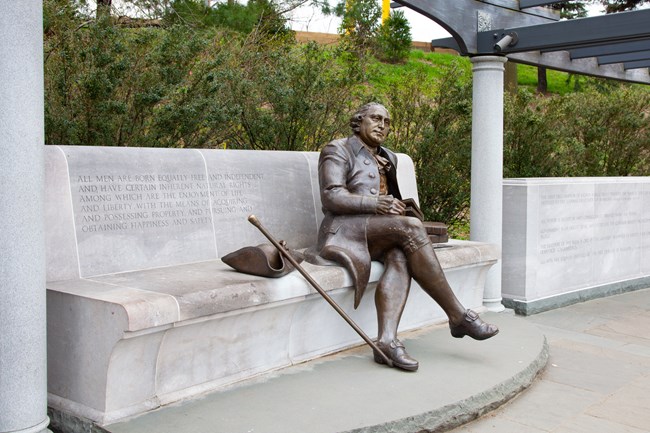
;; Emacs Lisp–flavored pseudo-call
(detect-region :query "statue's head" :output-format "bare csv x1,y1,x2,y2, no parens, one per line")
350,102,391,148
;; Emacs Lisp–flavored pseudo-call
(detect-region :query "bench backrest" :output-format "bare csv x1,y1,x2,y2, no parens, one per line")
45,145,419,281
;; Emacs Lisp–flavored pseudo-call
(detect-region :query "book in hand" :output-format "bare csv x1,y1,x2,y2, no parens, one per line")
401,198,424,221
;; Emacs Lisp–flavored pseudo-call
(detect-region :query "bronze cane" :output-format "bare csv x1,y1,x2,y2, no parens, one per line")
248,215,394,368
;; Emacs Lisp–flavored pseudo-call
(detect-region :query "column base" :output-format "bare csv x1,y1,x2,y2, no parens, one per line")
483,298,506,312
3,418,51,433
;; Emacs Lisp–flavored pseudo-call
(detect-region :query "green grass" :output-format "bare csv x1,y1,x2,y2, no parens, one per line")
365,50,471,93
515,63,576,94
369,49,579,95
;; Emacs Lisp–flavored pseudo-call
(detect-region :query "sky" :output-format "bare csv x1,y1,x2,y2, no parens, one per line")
287,2,451,42
101,1,622,43
286,2,609,43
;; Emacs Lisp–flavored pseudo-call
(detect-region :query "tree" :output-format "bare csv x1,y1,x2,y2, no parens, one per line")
375,10,412,64
164,0,291,35
97,0,112,19
597,0,649,12
552,1,589,18
335,0,382,72
107,0,331,21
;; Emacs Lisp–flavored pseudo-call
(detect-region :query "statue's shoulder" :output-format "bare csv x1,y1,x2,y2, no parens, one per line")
324,137,349,150
321,137,352,157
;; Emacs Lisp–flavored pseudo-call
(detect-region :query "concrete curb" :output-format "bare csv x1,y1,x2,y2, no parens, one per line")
344,338,549,433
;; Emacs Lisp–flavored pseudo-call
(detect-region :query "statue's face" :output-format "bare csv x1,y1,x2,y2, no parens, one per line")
358,105,390,148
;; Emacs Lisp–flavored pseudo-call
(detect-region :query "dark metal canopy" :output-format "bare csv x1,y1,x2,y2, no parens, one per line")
520,0,568,7
392,0,650,84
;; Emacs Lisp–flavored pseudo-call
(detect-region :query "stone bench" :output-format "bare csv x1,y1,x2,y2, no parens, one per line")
44,145,499,427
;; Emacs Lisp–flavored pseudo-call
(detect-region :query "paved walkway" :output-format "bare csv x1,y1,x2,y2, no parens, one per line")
449,288,650,433
101,288,650,433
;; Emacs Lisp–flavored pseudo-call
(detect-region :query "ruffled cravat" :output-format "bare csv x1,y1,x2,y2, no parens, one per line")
373,152,391,196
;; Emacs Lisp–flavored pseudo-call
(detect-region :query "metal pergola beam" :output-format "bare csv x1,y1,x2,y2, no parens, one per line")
625,59,650,70
421,0,650,84
520,0,568,8
429,34,650,81
477,9,650,54
508,51,650,82
394,0,557,54
597,50,650,65
569,40,650,59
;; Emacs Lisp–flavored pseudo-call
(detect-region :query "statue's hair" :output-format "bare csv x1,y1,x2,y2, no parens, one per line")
350,102,388,133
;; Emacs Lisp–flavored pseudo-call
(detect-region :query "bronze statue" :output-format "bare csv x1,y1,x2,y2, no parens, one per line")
313,102,498,371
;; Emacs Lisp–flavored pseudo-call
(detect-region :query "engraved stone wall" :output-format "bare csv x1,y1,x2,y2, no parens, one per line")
503,178,650,304
61,146,216,276
45,147,322,277
200,150,320,256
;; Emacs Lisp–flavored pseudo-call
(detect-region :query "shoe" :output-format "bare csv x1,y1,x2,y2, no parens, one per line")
449,309,499,340
373,339,419,372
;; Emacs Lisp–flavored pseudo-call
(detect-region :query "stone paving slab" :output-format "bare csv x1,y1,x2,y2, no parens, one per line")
449,288,650,433
552,413,649,433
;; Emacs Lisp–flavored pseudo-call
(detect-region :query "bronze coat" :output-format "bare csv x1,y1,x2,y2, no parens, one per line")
316,135,402,308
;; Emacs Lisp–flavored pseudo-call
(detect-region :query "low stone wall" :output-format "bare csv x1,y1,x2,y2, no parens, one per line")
293,31,458,53
502,177,650,314
44,145,497,427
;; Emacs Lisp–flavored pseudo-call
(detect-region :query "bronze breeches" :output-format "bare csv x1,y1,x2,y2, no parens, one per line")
366,215,431,260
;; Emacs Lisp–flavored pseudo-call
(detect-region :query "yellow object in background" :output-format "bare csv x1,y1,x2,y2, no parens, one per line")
382,0,390,22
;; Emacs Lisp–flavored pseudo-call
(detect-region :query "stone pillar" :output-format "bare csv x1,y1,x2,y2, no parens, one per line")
0,2,51,433
469,56,507,312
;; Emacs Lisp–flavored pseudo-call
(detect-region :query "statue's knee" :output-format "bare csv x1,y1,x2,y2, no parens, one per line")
384,248,407,264
399,217,428,241
397,219,430,254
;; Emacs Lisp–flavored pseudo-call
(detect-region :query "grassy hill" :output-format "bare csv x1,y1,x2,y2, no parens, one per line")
370,49,580,95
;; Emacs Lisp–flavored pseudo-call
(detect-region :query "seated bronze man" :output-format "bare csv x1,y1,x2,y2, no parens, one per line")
314,102,498,371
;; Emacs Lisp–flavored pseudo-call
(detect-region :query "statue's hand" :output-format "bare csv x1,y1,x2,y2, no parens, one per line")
390,198,406,215
376,196,406,215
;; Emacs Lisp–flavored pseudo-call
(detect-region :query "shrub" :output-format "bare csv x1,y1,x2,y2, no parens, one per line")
504,85,650,178
335,0,381,76
164,0,290,36
551,85,650,176
388,61,473,232
375,10,412,64
503,89,564,178
44,14,211,147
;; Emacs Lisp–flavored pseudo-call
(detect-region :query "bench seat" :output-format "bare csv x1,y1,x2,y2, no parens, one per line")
44,146,498,426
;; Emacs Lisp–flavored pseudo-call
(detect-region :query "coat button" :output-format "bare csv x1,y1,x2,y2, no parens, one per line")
370,188,377,194
369,172,376,178
364,160,371,165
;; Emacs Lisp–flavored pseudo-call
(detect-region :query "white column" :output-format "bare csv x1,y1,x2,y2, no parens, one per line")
0,2,51,433
470,56,507,312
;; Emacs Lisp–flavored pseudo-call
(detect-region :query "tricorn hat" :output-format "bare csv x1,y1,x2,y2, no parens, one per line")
222,242,303,278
